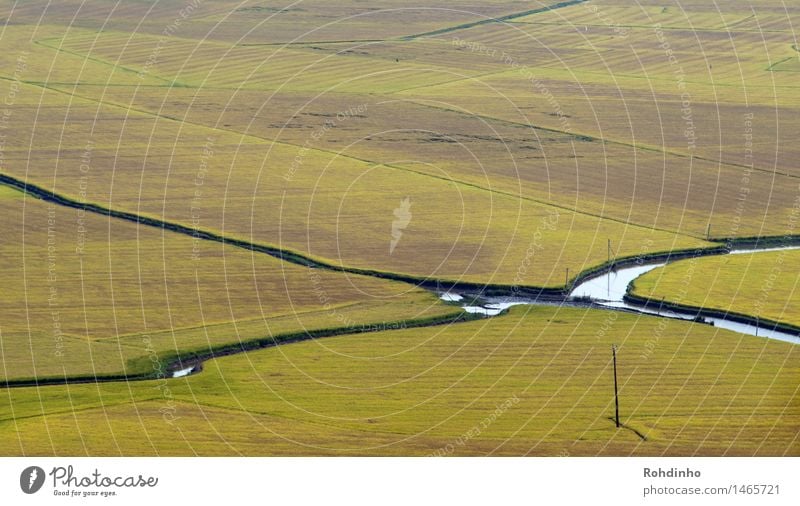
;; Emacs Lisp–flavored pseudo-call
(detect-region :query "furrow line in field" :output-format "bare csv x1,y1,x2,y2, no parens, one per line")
408,100,800,181
32,38,183,87
0,309,476,389
0,74,706,239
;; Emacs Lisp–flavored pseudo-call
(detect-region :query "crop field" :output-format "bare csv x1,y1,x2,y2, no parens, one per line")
1,306,797,456
0,0,798,458
630,250,800,329
0,71,709,286
0,183,457,382
8,2,794,285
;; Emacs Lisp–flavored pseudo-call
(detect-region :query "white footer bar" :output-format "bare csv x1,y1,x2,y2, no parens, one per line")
1,457,796,505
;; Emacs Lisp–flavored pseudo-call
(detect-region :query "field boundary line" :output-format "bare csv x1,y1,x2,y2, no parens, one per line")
1,170,729,300
506,19,789,35
624,292,800,336
407,100,800,181
0,309,476,388
238,38,387,46
32,37,186,86
376,159,700,238
95,301,369,343
179,398,414,439
0,398,163,424
0,73,709,239
401,0,589,40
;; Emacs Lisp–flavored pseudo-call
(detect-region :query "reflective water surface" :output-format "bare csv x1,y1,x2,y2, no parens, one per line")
439,246,800,344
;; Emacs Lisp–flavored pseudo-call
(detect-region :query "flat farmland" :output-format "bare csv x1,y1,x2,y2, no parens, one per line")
0,0,797,459
0,75,708,287
3,0,559,45
1,2,793,248
630,250,800,329
0,18,716,288
1,306,797,456
0,184,456,382
85,86,796,238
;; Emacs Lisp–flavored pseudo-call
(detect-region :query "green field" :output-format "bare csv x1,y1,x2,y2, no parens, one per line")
630,250,800,329
0,0,798,457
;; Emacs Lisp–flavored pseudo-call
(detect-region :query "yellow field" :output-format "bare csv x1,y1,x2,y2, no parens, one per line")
11,6,792,286
630,250,800,328
1,306,796,456
0,0,797,458
0,70,710,286
0,184,457,381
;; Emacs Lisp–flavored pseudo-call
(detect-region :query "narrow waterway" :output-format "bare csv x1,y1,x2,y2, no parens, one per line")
172,366,199,378
441,245,800,345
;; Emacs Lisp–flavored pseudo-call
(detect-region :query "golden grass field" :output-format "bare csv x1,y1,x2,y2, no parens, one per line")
2,306,797,456
630,250,800,328
0,0,798,456
0,54,711,286
11,0,800,284
0,184,458,381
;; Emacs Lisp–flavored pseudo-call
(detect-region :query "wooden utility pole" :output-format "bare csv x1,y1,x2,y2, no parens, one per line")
565,267,569,289
612,344,620,428
706,224,711,240
608,239,611,265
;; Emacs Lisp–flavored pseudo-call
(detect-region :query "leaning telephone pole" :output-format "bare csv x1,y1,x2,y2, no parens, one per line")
612,344,620,428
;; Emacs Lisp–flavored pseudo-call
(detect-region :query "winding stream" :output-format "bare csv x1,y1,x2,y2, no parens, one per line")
4,170,797,386
441,246,800,345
